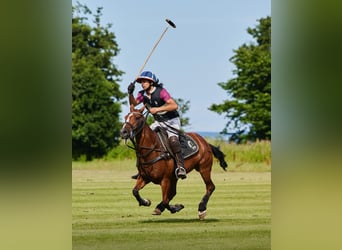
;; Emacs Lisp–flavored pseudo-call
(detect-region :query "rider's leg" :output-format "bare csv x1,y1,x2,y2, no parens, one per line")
169,136,187,179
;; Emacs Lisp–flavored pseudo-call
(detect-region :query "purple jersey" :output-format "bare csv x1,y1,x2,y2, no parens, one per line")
137,88,171,103
137,86,179,122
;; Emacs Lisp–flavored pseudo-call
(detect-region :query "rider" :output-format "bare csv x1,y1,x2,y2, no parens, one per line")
127,71,187,179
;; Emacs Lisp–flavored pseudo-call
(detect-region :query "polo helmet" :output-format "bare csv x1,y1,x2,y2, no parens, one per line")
136,71,158,84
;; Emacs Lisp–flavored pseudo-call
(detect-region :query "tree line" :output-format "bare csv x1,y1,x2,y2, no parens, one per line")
72,3,271,160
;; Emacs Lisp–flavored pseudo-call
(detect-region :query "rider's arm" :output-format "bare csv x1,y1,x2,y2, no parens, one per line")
129,93,140,107
154,98,178,113
149,88,178,114
129,90,145,107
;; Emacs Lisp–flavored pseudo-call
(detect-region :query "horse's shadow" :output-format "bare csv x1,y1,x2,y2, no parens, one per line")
139,218,220,224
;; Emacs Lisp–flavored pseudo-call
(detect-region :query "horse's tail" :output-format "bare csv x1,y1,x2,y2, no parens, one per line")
209,144,228,171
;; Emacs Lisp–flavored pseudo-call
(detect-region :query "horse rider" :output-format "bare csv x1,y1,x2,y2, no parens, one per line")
127,71,187,180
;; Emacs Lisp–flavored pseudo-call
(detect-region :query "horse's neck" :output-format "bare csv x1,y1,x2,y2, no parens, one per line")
136,124,157,146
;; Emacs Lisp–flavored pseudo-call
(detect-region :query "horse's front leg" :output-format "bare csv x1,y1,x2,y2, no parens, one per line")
132,176,151,207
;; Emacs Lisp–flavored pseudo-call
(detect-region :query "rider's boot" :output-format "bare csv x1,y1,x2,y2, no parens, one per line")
169,136,187,179
131,173,139,179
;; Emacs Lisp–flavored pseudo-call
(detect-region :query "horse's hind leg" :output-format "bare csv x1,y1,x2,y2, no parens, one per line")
198,168,216,220
132,176,151,207
166,178,184,214
152,178,173,215
153,178,184,215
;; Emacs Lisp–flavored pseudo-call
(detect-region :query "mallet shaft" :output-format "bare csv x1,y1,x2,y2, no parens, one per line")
133,19,176,82
136,26,169,78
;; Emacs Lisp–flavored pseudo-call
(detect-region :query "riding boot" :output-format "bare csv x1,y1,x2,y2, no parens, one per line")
169,136,187,179
131,173,139,179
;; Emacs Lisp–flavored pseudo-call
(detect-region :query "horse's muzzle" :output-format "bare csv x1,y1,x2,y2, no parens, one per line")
120,128,130,139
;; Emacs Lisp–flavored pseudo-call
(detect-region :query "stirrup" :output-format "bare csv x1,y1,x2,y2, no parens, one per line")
175,167,187,179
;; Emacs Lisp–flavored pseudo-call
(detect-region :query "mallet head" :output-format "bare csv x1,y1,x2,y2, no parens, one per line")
165,19,176,28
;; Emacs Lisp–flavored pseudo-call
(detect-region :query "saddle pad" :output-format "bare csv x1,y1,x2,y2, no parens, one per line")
179,133,199,159
156,128,199,159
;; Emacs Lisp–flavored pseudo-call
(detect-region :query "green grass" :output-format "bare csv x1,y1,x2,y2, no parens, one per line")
72,161,271,249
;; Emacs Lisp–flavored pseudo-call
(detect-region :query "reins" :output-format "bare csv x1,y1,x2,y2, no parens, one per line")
124,111,169,166
123,111,148,149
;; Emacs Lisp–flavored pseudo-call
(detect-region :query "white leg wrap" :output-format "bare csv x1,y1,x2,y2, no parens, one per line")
198,210,206,220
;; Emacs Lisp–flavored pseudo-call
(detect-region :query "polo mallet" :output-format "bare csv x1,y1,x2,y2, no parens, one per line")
134,19,176,82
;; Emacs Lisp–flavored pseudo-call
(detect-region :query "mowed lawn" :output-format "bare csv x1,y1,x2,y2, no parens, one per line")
72,161,271,250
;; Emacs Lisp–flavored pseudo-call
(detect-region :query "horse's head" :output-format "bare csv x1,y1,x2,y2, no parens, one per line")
120,105,146,140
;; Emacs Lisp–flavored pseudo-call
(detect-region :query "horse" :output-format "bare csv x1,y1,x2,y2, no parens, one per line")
120,106,228,220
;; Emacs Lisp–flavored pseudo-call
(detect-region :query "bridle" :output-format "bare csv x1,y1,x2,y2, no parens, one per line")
123,111,168,165
122,112,146,149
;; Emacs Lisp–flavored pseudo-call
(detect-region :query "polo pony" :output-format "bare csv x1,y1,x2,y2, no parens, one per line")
120,106,227,220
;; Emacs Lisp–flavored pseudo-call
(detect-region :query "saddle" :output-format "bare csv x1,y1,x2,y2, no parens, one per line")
155,126,199,159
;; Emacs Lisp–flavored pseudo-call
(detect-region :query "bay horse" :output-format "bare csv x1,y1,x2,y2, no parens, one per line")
120,106,228,220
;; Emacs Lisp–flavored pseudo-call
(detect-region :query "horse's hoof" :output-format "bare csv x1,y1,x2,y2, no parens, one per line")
198,210,206,220
152,208,162,215
145,199,151,206
170,204,184,214
139,199,151,207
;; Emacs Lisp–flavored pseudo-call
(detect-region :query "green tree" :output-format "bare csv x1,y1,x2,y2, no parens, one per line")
72,3,125,160
176,98,191,128
210,16,271,142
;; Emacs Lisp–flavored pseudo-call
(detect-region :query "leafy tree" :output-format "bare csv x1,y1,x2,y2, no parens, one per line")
176,98,191,128
72,3,125,160
210,16,271,142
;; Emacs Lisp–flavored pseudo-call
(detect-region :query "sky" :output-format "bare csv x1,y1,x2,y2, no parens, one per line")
73,0,271,132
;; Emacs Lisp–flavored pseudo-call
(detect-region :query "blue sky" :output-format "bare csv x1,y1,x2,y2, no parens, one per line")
73,0,271,132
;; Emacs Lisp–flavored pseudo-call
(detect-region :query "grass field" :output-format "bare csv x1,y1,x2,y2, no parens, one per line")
72,160,271,250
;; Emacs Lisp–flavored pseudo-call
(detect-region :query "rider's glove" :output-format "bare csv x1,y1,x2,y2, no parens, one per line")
127,82,135,95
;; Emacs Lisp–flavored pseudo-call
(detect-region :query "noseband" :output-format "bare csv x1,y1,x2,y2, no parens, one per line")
123,112,146,140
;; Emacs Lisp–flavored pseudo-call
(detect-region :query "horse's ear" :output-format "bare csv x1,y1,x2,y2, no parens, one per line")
138,106,145,113
130,104,134,112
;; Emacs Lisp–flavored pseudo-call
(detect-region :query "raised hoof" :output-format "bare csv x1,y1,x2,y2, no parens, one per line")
139,199,151,207
198,210,206,220
152,208,162,215
145,199,151,206
170,204,184,214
